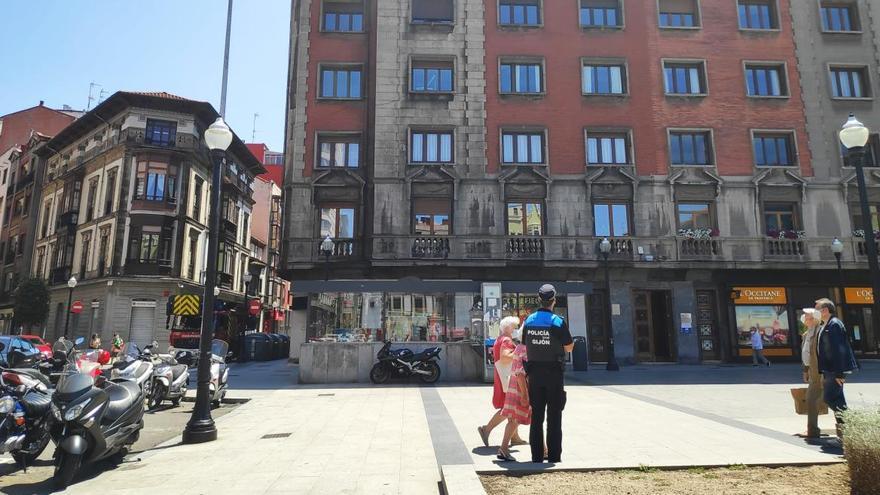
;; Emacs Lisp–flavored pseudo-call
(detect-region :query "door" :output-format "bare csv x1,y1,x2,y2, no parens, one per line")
633,290,675,362
845,306,877,357
633,291,654,361
696,290,721,361
588,291,608,362
129,301,157,348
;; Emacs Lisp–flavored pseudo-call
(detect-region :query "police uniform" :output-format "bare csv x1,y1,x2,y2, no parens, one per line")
522,285,573,463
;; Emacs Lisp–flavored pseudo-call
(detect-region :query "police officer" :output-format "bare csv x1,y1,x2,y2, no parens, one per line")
522,284,573,463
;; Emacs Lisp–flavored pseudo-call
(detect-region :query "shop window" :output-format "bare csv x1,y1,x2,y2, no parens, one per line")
820,2,859,32
319,67,362,99
668,130,713,165
737,0,778,30
507,202,543,236
582,62,626,95
586,131,631,165
829,66,870,98
763,202,799,234
135,158,177,203
745,64,787,97
734,305,791,350
659,0,699,28
677,203,714,230
144,119,177,147
410,60,454,93
320,207,355,238
579,0,622,28
318,135,361,168
593,203,630,237
499,0,541,26
499,61,543,94
841,133,880,167
323,1,364,32
663,60,707,95
502,131,545,164
413,198,451,235
410,130,453,164
412,0,454,23
753,132,796,167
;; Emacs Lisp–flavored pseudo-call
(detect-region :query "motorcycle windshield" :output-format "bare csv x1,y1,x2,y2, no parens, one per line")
211,340,228,362
52,339,74,355
79,350,103,363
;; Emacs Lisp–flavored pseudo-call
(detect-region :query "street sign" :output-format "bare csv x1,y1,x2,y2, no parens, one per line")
70,301,84,314
172,294,202,316
248,299,262,316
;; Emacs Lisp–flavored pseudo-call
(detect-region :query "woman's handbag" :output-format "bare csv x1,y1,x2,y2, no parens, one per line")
790,387,829,415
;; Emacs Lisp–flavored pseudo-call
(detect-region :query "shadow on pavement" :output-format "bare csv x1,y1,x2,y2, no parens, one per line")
1,458,122,495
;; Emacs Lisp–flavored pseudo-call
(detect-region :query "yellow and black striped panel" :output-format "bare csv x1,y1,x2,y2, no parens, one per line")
171,294,201,316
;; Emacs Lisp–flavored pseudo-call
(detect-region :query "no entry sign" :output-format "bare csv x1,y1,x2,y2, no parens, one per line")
248,299,262,316
70,301,84,314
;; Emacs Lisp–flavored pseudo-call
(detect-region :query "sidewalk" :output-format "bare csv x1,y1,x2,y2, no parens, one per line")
60,361,879,494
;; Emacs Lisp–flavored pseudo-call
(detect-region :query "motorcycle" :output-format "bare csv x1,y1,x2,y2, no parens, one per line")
369,341,442,384
0,345,53,469
207,340,230,407
49,337,145,489
108,343,154,406
39,338,109,385
146,348,189,409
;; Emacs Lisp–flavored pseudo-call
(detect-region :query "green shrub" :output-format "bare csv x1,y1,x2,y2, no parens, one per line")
842,408,880,495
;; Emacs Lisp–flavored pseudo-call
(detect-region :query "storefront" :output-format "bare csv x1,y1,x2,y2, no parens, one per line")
843,287,877,357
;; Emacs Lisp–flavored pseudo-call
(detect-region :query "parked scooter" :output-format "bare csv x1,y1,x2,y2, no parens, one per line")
49,337,145,489
369,341,442,384
0,346,53,469
146,345,189,409
109,343,154,406
207,340,230,407
39,338,107,385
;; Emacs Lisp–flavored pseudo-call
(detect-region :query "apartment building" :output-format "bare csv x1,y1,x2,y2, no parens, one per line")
284,0,880,369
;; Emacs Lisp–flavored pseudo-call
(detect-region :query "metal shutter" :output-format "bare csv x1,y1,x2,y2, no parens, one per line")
128,302,156,349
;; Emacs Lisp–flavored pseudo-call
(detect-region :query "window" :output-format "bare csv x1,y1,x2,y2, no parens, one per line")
320,67,362,99
104,169,116,215
830,66,870,98
499,0,541,26
821,3,857,32
144,119,177,147
128,227,171,263
35,247,45,279
79,232,91,278
40,203,50,238
586,131,631,165
593,203,630,237
410,131,453,164
323,1,364,32
763,203,798,232
507,202,543,236
852,204,880,233
745,64,787,97
579,0,622,28
63,179,82,213
85,177,98,222
241,213,250,245
192,176,204,221
663,61,706,95
413,199,451,235
411,61,454,93
842,133,880,167
500,62,543,94
737,1,777,29
412,0,454,23
582,63,626,95
659,0,699,28
753,132,795,167
187,235,199,280
318,135,360,168
669,131,712,165
135,159,177,202
321,207,355,238
98,228,110,276
502,131,545,164
677,203,713,229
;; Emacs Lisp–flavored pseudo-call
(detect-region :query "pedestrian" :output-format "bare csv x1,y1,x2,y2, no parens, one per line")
89,333,102,350
497,325,531,462
799,308,823,438
478,316,527,448
110,332,125,361
750,326,770,367
522,284,574,463
814,298,859,440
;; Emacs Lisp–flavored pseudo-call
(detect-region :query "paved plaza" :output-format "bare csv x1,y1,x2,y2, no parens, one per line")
2,360,877,494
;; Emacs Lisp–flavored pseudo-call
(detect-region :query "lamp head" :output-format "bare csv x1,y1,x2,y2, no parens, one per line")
67,276,77,289
244,272,253,283
599,237,611,255
214,286,221,297
831,237,844,255
840,113,870,150
204,117,234,151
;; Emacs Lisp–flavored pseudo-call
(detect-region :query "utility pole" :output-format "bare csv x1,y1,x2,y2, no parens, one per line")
219,0,234,118
252,113,259,142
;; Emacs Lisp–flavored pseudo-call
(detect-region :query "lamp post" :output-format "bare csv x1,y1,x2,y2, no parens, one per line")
599,238,619,371
320,235,334,281
839,114,880,347
243,272,253,333
831,237,845,317
63,276,77,338
183,117,233,445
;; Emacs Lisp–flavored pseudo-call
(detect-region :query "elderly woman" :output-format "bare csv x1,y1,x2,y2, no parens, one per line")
478,316,526,448
800,308,823,438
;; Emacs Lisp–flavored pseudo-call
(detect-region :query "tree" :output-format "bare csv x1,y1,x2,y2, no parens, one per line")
14,277,51,333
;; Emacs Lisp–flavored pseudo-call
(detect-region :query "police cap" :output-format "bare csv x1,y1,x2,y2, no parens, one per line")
538,284,557,302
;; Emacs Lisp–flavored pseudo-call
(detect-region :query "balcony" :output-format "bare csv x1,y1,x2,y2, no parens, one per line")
15,171,34,189
123,128,199,151
219,271,235,289
50,266,72,285
764,238,806,260
411,237,450,259
316,239,356,259
58,210,79,228
855,239,880,258
604,237,634,259
125,258,172,276
678,238,722,260
506,236,545,259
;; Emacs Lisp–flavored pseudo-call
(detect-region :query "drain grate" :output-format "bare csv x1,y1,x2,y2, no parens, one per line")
261,433,292,439
318,393,335,397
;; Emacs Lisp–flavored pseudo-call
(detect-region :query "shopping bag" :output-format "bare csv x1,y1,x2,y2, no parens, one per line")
790,387,829,415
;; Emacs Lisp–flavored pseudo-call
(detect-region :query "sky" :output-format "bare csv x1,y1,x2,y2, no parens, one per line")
0,0,290,151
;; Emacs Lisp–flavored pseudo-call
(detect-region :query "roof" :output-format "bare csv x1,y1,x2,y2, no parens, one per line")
0,102,73,120
38,91,264,174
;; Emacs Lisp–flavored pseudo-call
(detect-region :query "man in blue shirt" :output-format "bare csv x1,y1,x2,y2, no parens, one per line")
522,284,573,463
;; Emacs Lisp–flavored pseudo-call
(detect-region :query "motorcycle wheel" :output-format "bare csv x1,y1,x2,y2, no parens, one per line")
12,432,50,465
109,446,129,465
148,383,165,410
53,452,83,489
369,364,391,384
418,362,441,384
171,397,181,407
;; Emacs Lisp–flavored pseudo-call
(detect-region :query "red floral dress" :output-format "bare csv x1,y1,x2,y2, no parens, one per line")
492,336,515,409
501,344,531,425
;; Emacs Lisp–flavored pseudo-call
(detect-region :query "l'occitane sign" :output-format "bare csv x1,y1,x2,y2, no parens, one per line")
732,287,787,305
845,288,874,305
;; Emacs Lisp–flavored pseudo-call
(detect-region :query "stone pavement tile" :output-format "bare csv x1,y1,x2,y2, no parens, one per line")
265,476,321,494
309,476,359,495
355,474,401,494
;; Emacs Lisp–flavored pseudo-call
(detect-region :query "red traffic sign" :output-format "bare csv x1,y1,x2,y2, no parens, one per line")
248,299,262,316
70,301,84,314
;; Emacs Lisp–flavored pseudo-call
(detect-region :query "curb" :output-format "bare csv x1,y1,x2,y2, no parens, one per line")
441,465,487,495
473,459,846,475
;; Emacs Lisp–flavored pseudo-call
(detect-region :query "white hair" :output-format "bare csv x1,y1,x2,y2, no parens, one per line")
500,316,521,335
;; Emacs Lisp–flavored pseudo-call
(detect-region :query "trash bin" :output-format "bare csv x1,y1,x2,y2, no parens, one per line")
572,336,588,371
244,333,272,361
278,334,290,358
267,333,283,360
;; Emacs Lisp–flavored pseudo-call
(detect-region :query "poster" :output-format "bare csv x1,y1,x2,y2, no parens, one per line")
735,305,790,347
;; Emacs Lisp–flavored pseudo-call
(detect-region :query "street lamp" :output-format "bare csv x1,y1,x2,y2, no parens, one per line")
831,237,845,312
183,117,232,445
599,238,619,371
839,114,880,345
243,272,253,333
320,235,334,281
63,276,77,337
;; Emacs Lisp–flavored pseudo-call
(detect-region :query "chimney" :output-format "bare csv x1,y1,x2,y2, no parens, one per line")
39,100,44,106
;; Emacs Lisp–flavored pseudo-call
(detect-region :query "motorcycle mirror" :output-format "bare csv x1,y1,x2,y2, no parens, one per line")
74,336,85,346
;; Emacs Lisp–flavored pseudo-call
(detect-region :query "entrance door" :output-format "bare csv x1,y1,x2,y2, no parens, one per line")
633,290,675,362
696,290,721,361
845,306,877,357
129,302,156,347
587,291,608,362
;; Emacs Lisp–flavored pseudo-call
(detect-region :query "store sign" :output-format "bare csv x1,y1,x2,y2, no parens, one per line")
845,288,874,305
731,287,787,305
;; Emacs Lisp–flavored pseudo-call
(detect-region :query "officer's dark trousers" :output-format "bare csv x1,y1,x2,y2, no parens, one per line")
527,365,564,462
